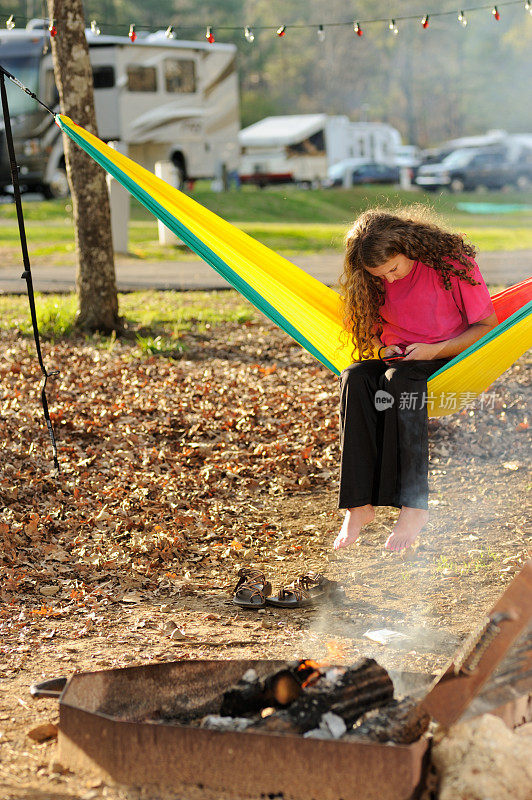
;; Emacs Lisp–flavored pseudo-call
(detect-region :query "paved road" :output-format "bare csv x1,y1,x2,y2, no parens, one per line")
0,250,530,293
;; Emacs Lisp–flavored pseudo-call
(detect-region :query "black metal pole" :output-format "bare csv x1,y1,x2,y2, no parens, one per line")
0,68,60,472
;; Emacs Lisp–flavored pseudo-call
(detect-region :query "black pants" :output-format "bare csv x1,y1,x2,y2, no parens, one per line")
338,358,450,511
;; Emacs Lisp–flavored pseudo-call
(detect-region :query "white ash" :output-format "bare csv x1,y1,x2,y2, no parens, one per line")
320,712,347,738
201,715,254,732
324,667,346,685
303,729,334,740
304,712,347,740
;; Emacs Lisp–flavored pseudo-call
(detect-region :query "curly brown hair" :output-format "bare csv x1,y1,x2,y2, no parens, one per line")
339,205,479,360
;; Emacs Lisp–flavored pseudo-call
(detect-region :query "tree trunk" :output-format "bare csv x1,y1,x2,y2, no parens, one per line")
47,0,119,332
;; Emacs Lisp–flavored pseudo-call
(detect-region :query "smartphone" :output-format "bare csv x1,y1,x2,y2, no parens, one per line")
384,353,405,362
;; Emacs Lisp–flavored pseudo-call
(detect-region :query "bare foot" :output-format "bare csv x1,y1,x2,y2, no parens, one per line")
334,505,375,550
384,507,429,552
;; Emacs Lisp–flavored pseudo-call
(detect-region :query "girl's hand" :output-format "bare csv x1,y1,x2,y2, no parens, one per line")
379,345,403,360
403,342,443,361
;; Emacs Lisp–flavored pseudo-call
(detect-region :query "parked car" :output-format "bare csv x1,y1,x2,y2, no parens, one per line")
412,146,456,179
512,144,532,189
325,160,400,188
414,147,515,192
390,144,422,169
323,158,367,187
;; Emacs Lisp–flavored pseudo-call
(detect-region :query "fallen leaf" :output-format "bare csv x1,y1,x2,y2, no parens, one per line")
39,585,60,597
120,593,142,603
27,723,58,743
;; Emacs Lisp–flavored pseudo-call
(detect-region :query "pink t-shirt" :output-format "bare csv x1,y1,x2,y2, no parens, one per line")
380,258,494,348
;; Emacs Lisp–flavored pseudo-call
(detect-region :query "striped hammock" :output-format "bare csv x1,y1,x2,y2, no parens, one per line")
57,114,532,418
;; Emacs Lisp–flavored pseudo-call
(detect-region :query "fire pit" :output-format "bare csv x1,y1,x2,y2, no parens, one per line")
31,561,532,800
32,659,429,800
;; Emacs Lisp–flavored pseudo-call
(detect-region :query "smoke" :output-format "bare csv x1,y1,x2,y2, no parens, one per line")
298,371,529,695
236,0,532,144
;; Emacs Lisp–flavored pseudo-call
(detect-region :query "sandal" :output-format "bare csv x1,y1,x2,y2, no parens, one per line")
232,567,272,609
266,572,333,608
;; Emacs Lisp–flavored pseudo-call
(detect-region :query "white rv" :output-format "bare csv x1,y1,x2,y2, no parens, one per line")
238,114,402,187
0,21,240,197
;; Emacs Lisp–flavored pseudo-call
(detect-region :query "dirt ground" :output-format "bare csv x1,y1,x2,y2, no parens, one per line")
0,308,530,799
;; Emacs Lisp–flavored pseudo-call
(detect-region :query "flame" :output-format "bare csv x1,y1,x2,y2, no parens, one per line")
297,659,323,688
296,646,347,689
297,659,321,672
301,671,321,689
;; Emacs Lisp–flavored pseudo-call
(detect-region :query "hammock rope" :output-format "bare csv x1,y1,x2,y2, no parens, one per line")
56,114,532,418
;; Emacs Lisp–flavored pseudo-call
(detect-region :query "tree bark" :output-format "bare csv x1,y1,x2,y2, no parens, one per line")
47,0,119,332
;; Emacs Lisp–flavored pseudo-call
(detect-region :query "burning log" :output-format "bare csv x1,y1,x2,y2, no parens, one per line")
220,665,301,716
244,658,394,735
286,658,394,732
349,698,431,744
190,657,416,742
252,710,299,734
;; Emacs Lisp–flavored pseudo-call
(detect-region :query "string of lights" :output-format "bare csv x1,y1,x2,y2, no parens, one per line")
2,0,531,42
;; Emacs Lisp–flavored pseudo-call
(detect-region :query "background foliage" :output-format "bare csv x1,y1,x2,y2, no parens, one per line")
2,1,532,144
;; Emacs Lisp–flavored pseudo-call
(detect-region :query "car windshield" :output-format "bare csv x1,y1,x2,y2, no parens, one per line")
0,55,40,116
328,161,366,179
441,149,475,169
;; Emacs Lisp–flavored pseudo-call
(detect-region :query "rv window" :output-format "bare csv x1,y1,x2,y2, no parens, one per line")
287,129,325,156
164,59,196,93
126,65,157,92
93,66,115,89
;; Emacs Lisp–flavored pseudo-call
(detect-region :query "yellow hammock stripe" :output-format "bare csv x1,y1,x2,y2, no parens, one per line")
56,115,531,418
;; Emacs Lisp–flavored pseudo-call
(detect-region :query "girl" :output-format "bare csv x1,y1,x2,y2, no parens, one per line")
333,207,498,553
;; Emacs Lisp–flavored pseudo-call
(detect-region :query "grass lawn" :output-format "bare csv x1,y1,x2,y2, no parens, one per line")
1,185,532,264
0,280,508,356
0,289,257,354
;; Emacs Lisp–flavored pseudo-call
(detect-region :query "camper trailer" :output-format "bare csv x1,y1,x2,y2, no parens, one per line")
238,114,402,187
0,20,240,197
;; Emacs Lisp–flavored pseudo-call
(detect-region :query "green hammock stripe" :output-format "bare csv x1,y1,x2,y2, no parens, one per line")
429,300,532,380
58,118,340,376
